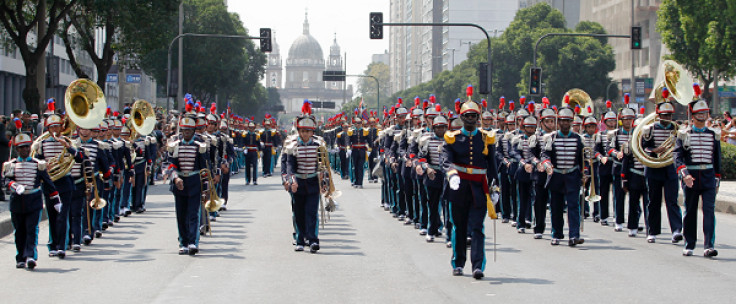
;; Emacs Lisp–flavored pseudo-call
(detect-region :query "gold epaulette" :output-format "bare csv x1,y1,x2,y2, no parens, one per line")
444,130,461,144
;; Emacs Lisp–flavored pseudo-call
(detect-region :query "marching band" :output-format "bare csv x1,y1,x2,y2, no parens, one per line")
2,59,725,277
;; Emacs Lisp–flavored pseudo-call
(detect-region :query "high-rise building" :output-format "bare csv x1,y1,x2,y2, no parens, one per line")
372,50,390,66
389,0,518,95
579,0,664,104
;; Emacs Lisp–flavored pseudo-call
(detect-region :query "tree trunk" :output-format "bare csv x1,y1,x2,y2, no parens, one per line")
713,68,720,114
22,60,41,114
96,64,112,95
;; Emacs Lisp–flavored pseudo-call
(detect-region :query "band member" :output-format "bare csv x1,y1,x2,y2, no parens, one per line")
260,114,280,177
167,115,207,255
411,99,438,234
531,106,557,239
285,103,324,253
642,97,683,243
416,106,446,243
509,105,538,234
597,101,617,225
218,119,235,210
4,132,60,269
674,88,720,257
385,102,408,217
336,120,350,179
480,100,495,131
541,106,585,246
109,117,131,222
243,118,261,185
78,125,112,244
131,123,150,214
119,123,134,217
441,85,497,280
403,101,425,226
366,115,380,183
622,116,650,237
33,114,82,258
572,111,583,134
97,121,116,230
348,114,367,188
608,95,635,232
580,114,602,219
498,100,518,223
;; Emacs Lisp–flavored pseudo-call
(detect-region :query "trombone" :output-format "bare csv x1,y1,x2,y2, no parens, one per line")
582,147,602,232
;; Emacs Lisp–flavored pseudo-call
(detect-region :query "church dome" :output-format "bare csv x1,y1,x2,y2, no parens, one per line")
287,12,323,61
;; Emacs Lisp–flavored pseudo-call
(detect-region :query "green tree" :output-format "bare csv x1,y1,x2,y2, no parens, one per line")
657,0,736,111
139,0,257,109
58,0,179,90
0,0,79,113
356,62,390,109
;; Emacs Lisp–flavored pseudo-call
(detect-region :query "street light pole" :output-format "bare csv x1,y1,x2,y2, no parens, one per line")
445,48,456,70
165,33,265,113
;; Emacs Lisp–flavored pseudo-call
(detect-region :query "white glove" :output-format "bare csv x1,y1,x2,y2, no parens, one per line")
491,192,500,204
346,150,352,158
53,200,62,212
243,149,248,155
449,175,460,190
260,142,264,148
15,184,25,195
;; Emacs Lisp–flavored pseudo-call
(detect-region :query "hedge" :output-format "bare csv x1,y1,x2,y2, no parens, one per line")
721,142,736,180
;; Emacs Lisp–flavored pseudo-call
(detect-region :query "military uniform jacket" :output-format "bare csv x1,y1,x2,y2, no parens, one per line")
641,123,678,180
100,139,117,183
72,138,112,182
168,138,207,197
285,136,323,195
417,132,446,189
242,131,261,153
407,128,430,179
598,130,615,176
3,158,58,213
259,129,281,150
391,127,413,176
498,129,520,175
348,127,369,149
509,133,538,182
673,126,721,190
366,127,379,151
621,149,648,191
607,128,631,175
441,128,498,207
541,131,585,194
33,137,84,193
336,129,350,149
132,137,151,174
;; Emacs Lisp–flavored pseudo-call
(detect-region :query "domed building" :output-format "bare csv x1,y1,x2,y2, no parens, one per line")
265,11,352,114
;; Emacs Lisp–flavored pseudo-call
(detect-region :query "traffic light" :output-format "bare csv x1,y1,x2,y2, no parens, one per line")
260,28,272,52
529,67,542,96
631,26,641,49
478,63,489,95
370,12,383,39
323,70,346,82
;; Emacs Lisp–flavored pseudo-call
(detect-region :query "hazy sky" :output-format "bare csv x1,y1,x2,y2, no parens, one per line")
228,0,390,98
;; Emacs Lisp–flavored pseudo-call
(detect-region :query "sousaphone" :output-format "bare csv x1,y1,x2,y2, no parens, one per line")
563,88,594,116
65,79,107,129
630,60,691,168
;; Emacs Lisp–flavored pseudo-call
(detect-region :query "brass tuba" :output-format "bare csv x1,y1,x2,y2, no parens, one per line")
563,88,594,116
31,79,105,181
65,79,107,129
630,60,690,168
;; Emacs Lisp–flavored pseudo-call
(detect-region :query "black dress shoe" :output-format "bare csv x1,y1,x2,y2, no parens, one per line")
57,251,66,259
452,267,463,276
94,231,102,238
472,269,484,280
568,238,585,246
309,243,320,253
26,259,36,269
113,216,120,223
16,262,26,269
704,248,718,257
102,222,109,230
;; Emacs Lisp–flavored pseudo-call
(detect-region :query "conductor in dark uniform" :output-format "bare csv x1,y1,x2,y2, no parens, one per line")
441,85,498,280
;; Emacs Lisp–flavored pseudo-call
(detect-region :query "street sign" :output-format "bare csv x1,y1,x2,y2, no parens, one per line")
311,101,336,109
107,74,118,83
126,75,141,83
323,70,346,82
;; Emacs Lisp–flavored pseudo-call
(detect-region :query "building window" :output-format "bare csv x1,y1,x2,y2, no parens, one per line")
290,71,294,82
332,82,337,88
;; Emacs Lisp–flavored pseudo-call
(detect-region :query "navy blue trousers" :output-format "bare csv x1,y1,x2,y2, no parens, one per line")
12,209,42,262
175,193,201,247
450,200,486,271
683,187,716,250
293,192,319,246
647,178,682,235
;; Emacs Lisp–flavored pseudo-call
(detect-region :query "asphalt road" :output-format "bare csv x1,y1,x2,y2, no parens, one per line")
0,172,735,303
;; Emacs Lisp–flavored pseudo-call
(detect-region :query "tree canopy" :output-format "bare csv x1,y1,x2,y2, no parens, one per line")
390,2,617,115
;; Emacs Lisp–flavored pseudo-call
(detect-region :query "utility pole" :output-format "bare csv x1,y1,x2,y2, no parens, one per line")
177,1,184,110
630,0,636,109
445,48,456,70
